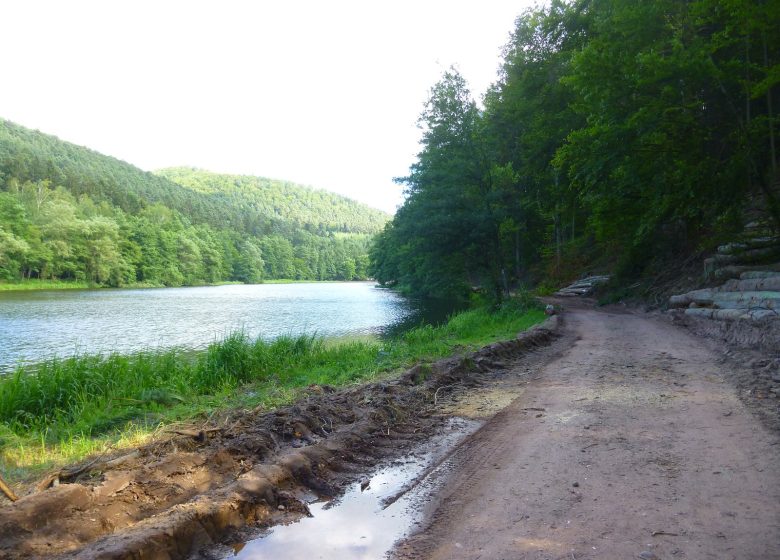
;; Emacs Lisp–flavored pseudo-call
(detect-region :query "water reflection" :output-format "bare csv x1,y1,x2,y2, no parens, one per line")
0,282,454,371
379,295,467,339
233,418,479,560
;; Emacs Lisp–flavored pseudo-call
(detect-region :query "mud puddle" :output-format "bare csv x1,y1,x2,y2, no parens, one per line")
229,417,480,560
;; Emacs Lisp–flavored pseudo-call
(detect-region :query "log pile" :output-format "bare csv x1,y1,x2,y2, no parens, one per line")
704,219,780,281
668,206,780,355
673,211,780,321
554,275,610,297
668,271,780,321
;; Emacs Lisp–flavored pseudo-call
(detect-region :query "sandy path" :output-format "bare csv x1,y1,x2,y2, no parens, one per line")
394,306,780,560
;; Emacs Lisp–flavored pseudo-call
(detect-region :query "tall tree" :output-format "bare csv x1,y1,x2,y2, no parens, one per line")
375,69,507,299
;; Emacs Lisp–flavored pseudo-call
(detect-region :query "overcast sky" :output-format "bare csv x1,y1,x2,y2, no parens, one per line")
0,1,537,213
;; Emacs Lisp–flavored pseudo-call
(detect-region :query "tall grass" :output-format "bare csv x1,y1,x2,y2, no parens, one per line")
0,334,327,434
0,279,91,291
0,299,544,481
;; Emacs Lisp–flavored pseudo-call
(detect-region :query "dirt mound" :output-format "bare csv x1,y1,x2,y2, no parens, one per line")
0,318,561,559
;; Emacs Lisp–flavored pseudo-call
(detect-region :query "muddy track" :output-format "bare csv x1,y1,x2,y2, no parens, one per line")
393,302,780,560
0,317,563,559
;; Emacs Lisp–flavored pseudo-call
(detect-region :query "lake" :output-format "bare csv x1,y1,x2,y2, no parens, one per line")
0,282,449,371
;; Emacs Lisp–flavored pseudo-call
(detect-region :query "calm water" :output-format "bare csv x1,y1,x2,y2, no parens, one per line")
0,282,446,371
233,418,481,560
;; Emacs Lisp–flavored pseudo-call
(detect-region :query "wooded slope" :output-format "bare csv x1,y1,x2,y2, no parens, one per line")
370,0,780,300
0,119,388,285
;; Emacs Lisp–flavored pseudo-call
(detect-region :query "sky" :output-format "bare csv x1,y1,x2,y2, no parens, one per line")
0,1,538,213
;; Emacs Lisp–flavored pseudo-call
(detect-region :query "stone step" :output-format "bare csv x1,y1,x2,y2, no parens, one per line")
741,270,780,280
717,237,780,255
708,297,780,310
709,246,780,265
554,275,610,297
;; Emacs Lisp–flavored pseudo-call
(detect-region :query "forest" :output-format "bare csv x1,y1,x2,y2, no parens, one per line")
370,0,780,301
0,120,388,286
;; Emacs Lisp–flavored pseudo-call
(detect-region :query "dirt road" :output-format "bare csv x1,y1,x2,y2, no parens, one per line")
394,305,780,560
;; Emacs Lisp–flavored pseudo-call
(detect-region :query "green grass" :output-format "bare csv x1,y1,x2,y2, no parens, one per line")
253,279,347,284
0,298,544,483
0,279,91,291
0,278,351,292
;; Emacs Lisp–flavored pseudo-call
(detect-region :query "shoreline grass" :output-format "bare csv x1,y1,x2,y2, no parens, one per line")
0,298,544,483
0,278,365,292
0,279,92,292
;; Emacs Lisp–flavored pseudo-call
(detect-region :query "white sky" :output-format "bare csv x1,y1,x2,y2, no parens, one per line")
0,1,536,213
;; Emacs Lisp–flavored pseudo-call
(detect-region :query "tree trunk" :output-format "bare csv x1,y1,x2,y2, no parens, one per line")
764,32,777,176
554,211,561,272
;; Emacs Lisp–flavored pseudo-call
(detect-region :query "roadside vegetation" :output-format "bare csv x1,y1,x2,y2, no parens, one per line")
0,298,544,483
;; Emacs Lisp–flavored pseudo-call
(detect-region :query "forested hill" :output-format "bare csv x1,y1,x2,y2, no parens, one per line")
370,0,780,301
156,167,388,235
0,119,389,286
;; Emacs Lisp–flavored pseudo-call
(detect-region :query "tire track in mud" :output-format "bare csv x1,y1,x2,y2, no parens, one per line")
0,317,566,559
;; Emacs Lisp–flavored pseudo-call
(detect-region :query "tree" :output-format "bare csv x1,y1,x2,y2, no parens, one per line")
373,0,779,292
0,120,386,286
0,226,29,279
377,69,506,299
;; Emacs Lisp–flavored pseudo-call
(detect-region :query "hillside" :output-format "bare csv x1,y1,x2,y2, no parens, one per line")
0,119,388,286
370,0,779,301
156,168,388,236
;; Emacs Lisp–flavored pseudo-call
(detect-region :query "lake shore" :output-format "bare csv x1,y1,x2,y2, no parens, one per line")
0,278,358,292
0,298,543,484
0,282,409,372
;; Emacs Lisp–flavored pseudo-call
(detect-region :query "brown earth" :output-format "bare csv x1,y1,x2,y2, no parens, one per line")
393,301,780,560
0,317,563,559
2,302,778,560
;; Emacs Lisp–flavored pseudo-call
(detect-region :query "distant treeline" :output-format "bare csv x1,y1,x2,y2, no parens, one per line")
370,0,780,300
0,120,388,285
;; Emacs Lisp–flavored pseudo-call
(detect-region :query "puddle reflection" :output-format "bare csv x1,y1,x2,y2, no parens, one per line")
233,418,479,559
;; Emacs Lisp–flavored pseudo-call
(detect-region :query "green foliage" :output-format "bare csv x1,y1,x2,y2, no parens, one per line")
156,167,388,236
371,70,508,301
372,0,780,293
0,121,389,286
0,301,544,479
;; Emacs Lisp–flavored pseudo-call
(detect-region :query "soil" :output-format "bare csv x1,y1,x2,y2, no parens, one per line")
1,302,778,559
393,300,780,560
0,317,563,559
